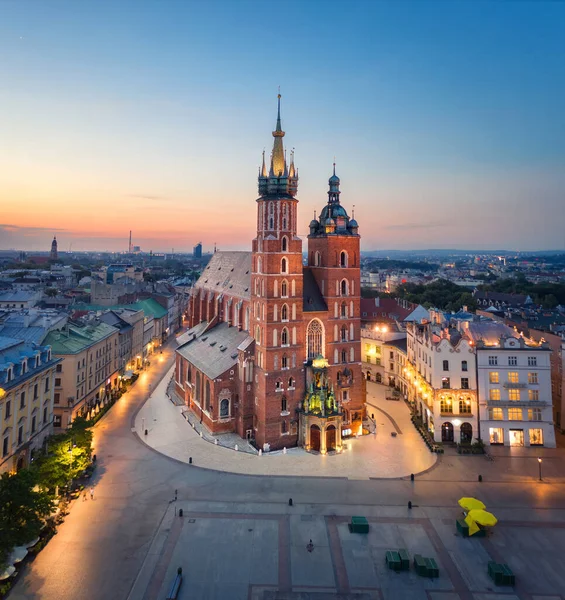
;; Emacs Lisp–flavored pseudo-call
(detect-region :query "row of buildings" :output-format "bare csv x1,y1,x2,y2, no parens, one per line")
0,289,188,474
362,309,558,448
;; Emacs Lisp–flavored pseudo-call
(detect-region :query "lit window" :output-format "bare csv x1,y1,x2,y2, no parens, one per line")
528,408,542,421
508,389,521,401
508,372,519,383
489,372,499,384
529,389,539,401
489,389,501,401
489,427,504,444
508,408,523,420
441,377,450,389
440,398,453,413
528,372,538,384
529,428,543,445
489,408,503,420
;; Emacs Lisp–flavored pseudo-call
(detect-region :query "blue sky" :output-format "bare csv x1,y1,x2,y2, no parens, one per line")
0,0,564,252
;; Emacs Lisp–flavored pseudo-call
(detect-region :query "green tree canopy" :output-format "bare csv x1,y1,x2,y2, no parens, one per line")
0,469,53,568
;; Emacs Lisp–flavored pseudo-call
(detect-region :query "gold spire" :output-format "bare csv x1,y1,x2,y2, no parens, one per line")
270,93,286,177
260,149,267,177
289,148,295,177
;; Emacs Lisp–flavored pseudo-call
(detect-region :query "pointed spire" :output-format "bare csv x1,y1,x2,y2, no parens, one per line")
289,148,295,177
260,149,267,177
270,92,286,177
275,89,282,133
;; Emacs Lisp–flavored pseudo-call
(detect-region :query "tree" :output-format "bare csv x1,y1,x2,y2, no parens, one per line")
0,469,53,568
32,418,93,493
44,287,58,297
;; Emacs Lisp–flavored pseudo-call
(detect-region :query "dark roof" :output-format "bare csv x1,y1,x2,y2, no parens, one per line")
195,251,252,300
473,290,530,305
386,338,407,354
176,321,252,380
302,268,328,312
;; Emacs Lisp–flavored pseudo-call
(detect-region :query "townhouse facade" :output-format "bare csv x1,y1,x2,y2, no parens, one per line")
0,338,60,474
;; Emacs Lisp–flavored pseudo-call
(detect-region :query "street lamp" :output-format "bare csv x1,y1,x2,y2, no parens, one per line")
538,457,542,481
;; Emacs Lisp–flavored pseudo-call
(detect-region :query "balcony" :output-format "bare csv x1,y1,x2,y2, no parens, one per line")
503,382,527,389
485,399,550,408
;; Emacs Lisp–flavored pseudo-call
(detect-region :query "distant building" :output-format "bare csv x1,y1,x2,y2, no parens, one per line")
50,236,58,261
473,290,533,309
0,290,41,309
193,242,203,259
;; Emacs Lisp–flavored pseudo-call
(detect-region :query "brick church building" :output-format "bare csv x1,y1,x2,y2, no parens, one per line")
174,96,365,452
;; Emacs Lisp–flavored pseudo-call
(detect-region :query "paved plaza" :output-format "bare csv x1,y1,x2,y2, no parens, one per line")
135,371,437,478
128,500,565,600
9,334,565,600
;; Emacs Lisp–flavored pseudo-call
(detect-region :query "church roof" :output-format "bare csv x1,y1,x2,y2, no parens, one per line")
302,268,328,312
195,251,252,300
177,321,252,380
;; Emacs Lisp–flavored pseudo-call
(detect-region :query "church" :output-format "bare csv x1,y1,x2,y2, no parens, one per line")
174,96,365,453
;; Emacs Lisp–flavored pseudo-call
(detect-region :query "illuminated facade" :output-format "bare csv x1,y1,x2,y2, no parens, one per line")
466,321,556,448
406,321,479,444
176,97,364,452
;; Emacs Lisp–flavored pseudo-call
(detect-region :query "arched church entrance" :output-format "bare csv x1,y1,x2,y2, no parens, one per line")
326,425,336,451
310,425,321,452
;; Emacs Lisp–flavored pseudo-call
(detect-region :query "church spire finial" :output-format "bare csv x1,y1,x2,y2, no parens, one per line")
270,90,286,177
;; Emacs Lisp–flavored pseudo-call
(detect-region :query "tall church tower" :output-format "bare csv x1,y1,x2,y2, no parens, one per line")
307,166,364,428
251,95,304,451
50,236,58,261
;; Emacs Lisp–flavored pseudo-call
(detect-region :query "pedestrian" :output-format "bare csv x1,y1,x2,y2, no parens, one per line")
83,490,87,501
90,487,94,500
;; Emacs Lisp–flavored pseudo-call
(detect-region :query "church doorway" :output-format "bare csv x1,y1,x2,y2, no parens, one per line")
441,422,454,442
366,371,371,382
326,425,336,451
310,425,321,452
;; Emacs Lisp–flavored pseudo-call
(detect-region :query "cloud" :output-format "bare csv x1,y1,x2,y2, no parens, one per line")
0,224,67,236
126,194,170,201
383,220,450,231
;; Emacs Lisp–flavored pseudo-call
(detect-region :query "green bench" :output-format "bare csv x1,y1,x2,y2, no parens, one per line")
385,548,410,572
349,516,369,534
425,557,439,578
456,518,486,537
385,550,401,571
398,548,410,571
414,554,439,578
488,561,515,586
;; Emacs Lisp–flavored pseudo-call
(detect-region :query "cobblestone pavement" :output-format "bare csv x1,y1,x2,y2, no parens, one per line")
134,372,437,479
10,332,565,600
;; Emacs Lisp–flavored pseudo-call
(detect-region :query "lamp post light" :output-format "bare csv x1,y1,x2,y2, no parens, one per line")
538,457,543,481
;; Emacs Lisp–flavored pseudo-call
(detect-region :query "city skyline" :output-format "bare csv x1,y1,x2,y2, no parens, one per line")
1,0,564,252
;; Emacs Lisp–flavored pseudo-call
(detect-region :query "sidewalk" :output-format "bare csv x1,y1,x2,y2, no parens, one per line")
134,371,437,479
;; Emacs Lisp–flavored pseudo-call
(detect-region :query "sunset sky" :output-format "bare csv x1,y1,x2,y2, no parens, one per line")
1,0,564,253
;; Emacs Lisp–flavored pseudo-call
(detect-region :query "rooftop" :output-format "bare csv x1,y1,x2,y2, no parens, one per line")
177,321,252,380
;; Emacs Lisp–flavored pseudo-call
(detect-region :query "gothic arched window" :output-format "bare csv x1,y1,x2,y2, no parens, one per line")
307,319,324,359
281,280,288,297
281,304,288,321
282,354,288,369
340,279,348,296
288,377,295,388
341,325,347,342
281,327,289,346
281,257,288,274
341,349,347,363
205,380,210,410
282,236,288,252
315,251,321,266
220,398,229,418
340,251,348,267
340,302,347,318
281,396,287,412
